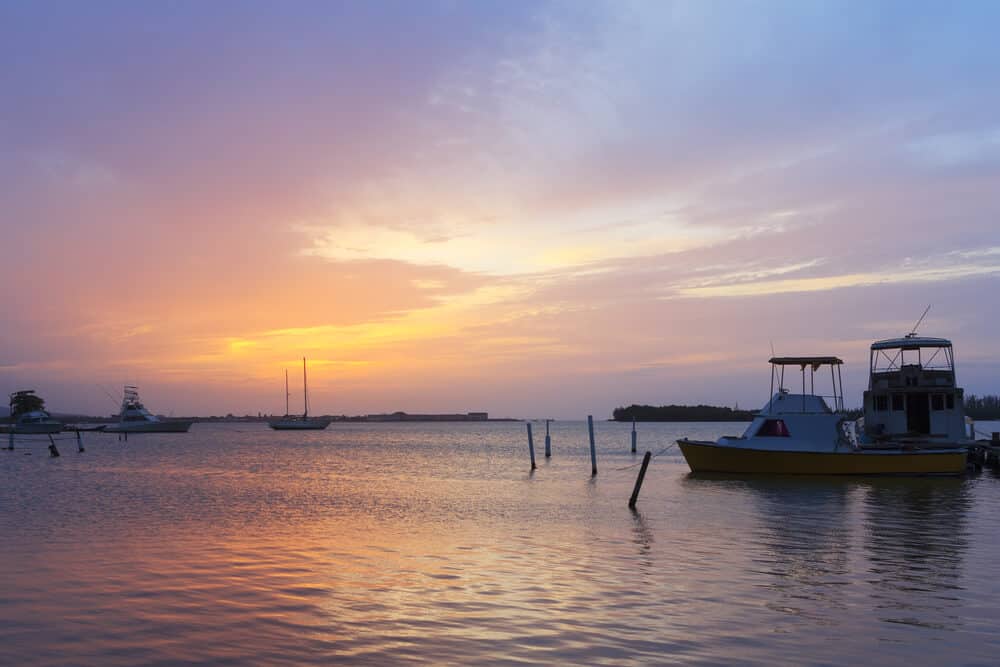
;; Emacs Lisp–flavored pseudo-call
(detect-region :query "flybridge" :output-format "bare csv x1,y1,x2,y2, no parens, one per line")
863,335,965,440
868,335,956,389
766,356,845,414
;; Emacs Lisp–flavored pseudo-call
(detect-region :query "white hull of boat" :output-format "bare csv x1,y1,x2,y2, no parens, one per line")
1,423,63,435
268,418,332,431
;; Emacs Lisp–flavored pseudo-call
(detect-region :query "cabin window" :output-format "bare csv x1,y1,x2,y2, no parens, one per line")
891,394,904,411
757,419,790,437
874,396,889,412
931,394,945,411
946,394,954,410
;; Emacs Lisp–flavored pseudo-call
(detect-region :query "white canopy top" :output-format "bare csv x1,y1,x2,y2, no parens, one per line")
870,336,952,351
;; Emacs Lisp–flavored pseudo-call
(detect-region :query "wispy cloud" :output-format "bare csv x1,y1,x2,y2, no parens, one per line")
2,1,999,415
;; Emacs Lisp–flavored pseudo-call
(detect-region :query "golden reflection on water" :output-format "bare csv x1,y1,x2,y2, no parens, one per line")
1,422,1000,665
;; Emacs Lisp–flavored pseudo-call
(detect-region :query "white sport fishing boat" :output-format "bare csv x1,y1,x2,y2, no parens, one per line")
104,386,193,433
4,390,63,434
268,358,332,430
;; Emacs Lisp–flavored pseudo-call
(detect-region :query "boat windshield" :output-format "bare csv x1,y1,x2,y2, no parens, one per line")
868,336,955,388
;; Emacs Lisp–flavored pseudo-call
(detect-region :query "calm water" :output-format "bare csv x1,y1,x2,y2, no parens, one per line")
2,420,1000,666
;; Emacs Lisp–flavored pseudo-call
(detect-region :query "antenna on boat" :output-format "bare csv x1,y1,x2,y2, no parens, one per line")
908,304,931,338
95,384,121,409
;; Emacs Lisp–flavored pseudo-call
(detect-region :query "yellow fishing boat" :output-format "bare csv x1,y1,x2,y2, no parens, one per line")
678,350,969,476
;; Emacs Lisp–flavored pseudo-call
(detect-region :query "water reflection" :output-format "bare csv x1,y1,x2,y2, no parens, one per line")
860,478,971,630
1,423,997,666
629,510,654,567
736,477,856,621
684,472,976,634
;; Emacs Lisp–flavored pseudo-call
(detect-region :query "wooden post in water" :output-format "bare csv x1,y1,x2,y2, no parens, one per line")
47,434,60,458
629,451,652,509
588,415,597,476
527,422,537,470
631,417,637,454
969,420,976,439
544,419,551,458
76,430,84,453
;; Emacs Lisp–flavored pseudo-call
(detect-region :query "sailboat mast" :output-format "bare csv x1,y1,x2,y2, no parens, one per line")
302,357,308,418
284,369,290,416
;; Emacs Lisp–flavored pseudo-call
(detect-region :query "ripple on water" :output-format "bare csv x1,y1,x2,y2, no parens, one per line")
2,422,1000,665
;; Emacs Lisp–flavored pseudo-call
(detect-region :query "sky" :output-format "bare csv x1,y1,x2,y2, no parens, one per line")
2,1,999,418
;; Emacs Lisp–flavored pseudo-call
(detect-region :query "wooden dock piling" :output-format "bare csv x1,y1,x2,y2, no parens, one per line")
544,419,551,458
628,451,652,509
76,430,84,452
588,415,597,476
527,422,537,470
47,434,60,458
631,417,637,454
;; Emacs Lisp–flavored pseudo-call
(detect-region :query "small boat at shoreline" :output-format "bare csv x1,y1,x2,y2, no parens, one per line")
104,386,193,433
268,358,331,431
4,390,63,434
678,351,968,476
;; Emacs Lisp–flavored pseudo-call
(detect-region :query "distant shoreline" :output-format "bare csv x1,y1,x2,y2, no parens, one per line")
44,413,520,424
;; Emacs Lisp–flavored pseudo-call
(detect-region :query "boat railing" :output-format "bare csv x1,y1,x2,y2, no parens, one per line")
767,357,845,414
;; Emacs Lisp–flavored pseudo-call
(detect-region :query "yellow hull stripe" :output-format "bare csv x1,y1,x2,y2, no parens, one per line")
677,440,967,475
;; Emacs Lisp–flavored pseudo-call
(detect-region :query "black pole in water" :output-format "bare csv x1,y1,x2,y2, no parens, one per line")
7,431,13,450
588,415,597,476
544,419,551,458
527,422,537,470
76,430,84,452
631,417,637,454
48,434,60,458
628,451,652,509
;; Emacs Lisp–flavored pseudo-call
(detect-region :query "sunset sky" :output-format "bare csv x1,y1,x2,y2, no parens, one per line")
2,1,999,418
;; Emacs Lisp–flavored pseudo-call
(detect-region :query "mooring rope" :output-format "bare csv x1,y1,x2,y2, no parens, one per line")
611,443,679,471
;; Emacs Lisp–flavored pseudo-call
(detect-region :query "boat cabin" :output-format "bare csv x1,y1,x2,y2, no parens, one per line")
730,357,850,451
862,335,967,441
119,386,161,423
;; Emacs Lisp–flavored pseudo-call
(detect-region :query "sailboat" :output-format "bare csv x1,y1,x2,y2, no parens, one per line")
268,358,332,430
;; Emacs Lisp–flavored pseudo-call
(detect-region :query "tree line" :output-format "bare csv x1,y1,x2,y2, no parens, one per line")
613,395,1000,422
612,404,755,422
965,394,1000,419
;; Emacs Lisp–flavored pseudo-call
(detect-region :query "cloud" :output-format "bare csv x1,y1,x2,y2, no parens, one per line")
906,128,1000,168
1,1,999,416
